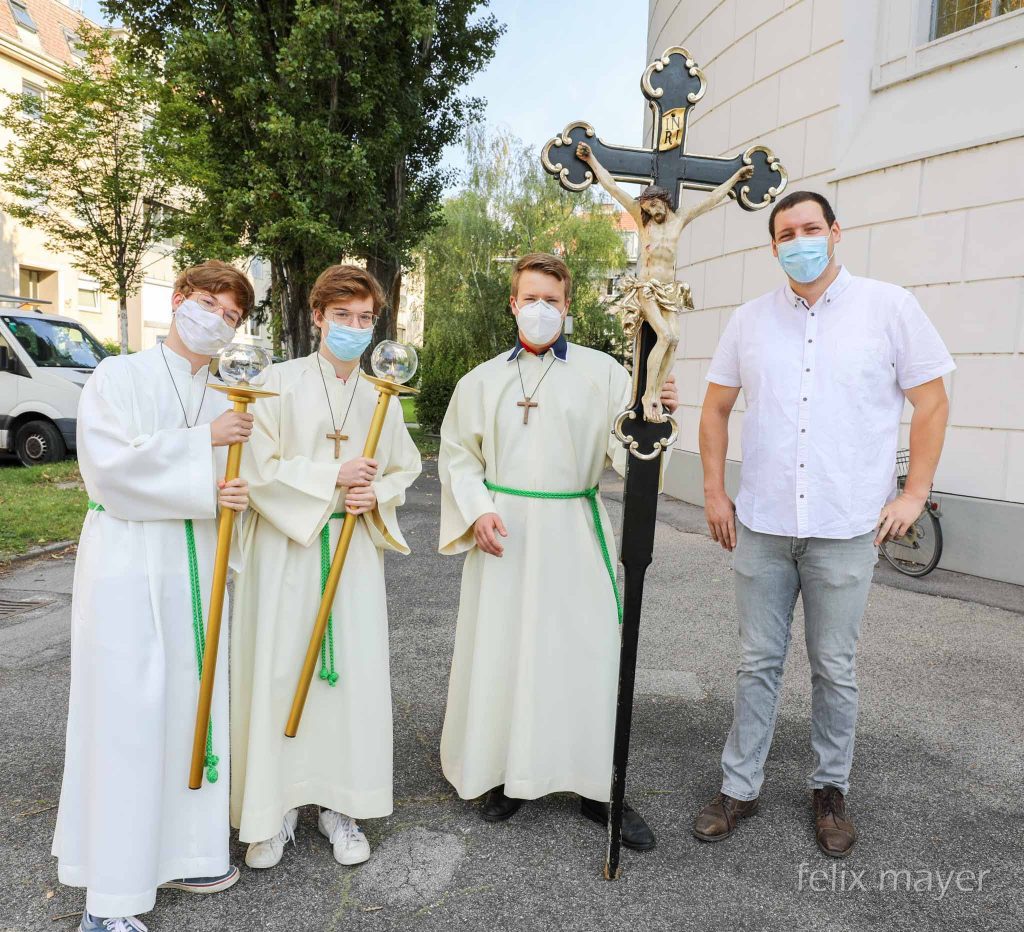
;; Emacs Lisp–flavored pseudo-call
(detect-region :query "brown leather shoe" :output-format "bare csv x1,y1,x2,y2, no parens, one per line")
692,792,759,842
813,787,857,858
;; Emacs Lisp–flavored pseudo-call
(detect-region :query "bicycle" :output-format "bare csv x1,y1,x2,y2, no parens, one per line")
878,449,943,577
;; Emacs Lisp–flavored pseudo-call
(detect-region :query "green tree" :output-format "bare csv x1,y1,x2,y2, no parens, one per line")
108,0,502,359
416,127,627,431
0,28,177,354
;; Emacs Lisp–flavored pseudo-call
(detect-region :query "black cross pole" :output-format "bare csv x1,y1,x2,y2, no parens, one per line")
541,45,787,880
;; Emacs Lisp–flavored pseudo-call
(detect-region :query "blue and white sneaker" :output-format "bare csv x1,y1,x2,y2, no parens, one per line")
158,865,239,893
80,911,148,932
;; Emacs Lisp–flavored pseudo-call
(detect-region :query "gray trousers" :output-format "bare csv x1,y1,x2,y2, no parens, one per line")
720,521,877,800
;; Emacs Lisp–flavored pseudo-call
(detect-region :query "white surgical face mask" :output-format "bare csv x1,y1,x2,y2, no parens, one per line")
174,299,236,356
516,299,564,346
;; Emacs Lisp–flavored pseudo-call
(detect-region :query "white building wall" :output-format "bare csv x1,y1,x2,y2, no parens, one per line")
648,0,1024,584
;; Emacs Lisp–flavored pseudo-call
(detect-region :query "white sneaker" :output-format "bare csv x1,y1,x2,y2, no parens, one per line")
318,809,370,865
245,808,298,869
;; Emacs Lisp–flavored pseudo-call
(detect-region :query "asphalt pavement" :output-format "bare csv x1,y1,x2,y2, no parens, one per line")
2,461,1022,932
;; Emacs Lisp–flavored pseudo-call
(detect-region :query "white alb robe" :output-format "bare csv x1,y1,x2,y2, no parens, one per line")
230,353,421,843
439,342,635,802
52,345,234,918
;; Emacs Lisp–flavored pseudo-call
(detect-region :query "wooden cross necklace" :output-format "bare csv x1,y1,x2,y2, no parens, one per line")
318,355,361,458
516,352,557,425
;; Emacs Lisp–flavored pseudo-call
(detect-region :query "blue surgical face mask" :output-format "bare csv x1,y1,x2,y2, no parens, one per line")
776,234,834,284
324,321,373,361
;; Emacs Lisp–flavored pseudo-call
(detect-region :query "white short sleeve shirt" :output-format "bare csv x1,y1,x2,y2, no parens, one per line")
706,266,955,539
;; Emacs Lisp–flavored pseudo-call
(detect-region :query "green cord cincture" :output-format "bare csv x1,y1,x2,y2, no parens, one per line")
184,518,219,783
483,481,623,625
318,512,346,687
88,501,219,784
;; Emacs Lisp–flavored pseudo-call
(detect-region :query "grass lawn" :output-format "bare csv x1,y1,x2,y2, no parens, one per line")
0,460,87,560
408,426,439,458
400,395,417,423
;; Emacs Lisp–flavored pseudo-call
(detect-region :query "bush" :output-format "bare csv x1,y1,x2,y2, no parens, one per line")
415,343,466,434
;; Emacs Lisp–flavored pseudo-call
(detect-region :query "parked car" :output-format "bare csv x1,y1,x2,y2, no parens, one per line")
0,298,108,466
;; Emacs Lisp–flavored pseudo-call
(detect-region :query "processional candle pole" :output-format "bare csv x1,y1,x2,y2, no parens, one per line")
188,344,276,790
285,341,419,738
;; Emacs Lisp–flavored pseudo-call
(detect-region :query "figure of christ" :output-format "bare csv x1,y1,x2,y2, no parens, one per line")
577,141,754,422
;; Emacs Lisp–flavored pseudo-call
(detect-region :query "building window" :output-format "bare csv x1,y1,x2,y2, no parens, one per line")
21,80,45,117
78,284,100,310
932,0,1024,39
64,28,87,60
8,0,37,31
20,268,41,299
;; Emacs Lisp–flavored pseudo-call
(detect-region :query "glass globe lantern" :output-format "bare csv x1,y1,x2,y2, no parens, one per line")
217,343,273,387
370,341,418,385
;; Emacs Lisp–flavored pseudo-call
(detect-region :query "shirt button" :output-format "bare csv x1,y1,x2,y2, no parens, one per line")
801,429,806,433
800,463,805,467
811,312,816,317
803,397,807,401
800,494,805,499
808,339,813,343
806,368,810,372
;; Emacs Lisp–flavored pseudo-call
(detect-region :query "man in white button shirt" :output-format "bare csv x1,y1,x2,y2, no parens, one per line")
692,191,954,858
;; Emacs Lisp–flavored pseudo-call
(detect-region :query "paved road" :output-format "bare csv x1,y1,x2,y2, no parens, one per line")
2,462,1022,932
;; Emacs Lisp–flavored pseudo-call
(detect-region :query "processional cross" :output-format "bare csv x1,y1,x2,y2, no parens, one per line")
541,45,787,880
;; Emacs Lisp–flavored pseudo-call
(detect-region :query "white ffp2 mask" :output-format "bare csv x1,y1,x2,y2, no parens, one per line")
516,299,564,346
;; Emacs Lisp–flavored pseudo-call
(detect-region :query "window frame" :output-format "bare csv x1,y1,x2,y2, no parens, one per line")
873,0,1024,91
63,27,87,60
8,0,37,31
21,80,45,118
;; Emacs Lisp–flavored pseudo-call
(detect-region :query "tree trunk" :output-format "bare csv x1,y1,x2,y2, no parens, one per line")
274,254,315,359
118,290,130,355
363,252,401,373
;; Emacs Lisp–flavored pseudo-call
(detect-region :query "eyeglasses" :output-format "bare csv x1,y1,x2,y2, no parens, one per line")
193,292,242,327
324,308,375,328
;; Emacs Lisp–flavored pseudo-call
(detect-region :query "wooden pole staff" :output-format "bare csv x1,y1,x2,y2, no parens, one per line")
188,382,275,790
285,376,414,738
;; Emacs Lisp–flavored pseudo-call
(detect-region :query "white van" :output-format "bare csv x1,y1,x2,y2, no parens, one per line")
0,298,109,466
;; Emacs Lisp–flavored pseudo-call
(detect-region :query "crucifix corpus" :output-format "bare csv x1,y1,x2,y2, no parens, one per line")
541,45,787,880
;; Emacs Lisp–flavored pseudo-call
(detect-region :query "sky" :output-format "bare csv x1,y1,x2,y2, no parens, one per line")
80,0,650,189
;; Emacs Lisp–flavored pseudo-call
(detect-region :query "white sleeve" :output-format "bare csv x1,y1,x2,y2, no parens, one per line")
894,293,956,390
706,310,742,388
77,361,218,521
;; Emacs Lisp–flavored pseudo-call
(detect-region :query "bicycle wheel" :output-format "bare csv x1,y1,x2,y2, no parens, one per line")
880,508,943,577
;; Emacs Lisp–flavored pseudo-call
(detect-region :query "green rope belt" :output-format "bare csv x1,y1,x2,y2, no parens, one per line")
318,512,346,687
88,501,219,783
482,482,622,625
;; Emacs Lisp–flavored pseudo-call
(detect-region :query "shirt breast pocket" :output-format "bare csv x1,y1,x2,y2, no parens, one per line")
835,336,892,388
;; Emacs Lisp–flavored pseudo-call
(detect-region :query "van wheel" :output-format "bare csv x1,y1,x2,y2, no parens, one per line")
15,420,66,466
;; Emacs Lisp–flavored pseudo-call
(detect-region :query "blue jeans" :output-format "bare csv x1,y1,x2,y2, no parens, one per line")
720,522,877,800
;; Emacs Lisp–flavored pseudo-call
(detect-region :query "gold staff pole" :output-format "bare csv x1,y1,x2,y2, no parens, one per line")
189,345,276,790
285,342,418,738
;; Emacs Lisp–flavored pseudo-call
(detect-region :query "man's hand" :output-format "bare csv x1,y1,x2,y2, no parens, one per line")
576,141,593,163
875,493,926,546
210,411,253,447
705,487,737,551
474,512,508,557
217,477,249,512
660,374,679,415
345,484,377,516
737,164,754,182
337,457,378,487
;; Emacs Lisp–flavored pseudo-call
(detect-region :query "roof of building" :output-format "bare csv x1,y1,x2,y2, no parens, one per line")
0,0,94,70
